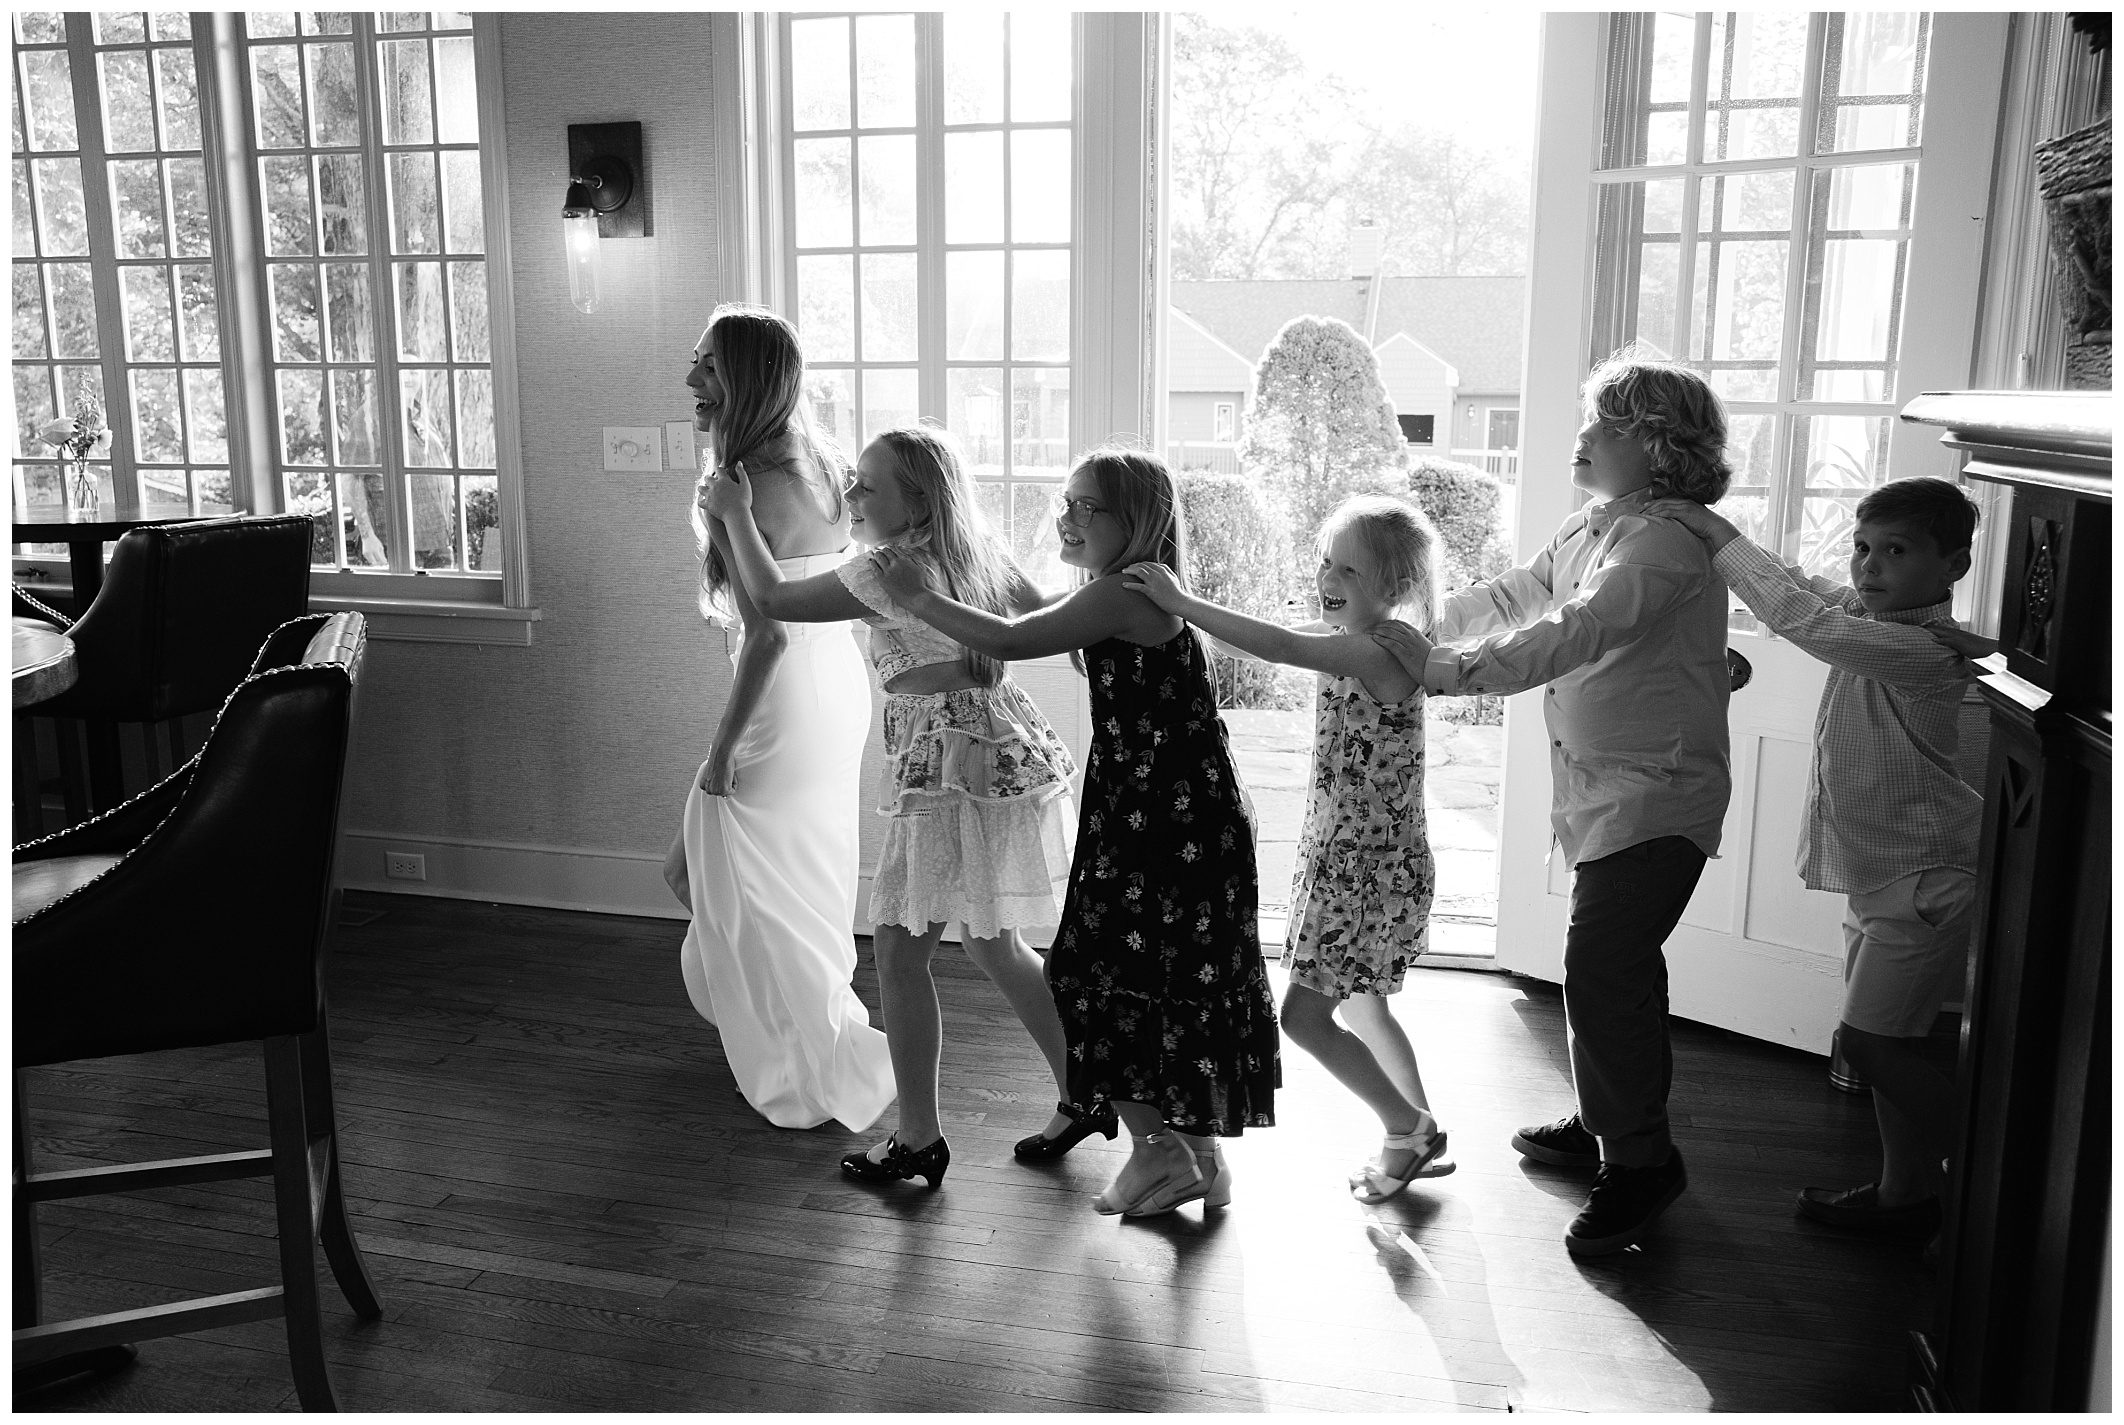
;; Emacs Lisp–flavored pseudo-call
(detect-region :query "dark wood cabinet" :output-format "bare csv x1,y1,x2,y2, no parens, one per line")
1899,391,2111,1412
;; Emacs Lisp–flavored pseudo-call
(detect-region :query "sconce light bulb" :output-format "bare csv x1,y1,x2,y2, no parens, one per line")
563,209,601,315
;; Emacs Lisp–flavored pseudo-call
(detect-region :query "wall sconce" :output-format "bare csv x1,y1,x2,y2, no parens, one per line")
561,121,648,315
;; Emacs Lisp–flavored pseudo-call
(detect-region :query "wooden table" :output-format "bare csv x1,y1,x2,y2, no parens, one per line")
12,503,232,617
12,617,76,710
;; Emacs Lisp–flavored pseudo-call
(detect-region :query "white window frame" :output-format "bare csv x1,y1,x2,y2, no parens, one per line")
717,11,1161,465
12,11,535,644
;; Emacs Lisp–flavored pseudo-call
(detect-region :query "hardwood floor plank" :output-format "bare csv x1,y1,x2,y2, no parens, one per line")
18,892,1937,1413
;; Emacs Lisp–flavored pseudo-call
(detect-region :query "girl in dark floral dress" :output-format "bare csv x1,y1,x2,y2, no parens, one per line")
1127,494,1452,1205
875,449,1279,1218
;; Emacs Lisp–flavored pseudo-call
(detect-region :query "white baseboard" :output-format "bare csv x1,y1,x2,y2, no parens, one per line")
341,831,689,920
338,831,1055,944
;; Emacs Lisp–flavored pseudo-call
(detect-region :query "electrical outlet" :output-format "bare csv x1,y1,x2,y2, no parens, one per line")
385,851,426,881
603,426,663,473
664,421,697,474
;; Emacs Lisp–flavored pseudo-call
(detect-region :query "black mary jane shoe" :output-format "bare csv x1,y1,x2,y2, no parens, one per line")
840,1134,950,1188
1013,1100,1120,1161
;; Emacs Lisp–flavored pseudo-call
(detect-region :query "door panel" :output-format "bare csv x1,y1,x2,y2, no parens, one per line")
1501,14,2004,1051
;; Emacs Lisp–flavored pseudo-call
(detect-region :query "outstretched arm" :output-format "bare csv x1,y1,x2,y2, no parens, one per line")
697,462,868,622
874,546,1176,658
1123,562,1406,688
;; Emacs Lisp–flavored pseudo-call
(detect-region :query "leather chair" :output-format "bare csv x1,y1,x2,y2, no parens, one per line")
13,611,381,1411
28,514,313,814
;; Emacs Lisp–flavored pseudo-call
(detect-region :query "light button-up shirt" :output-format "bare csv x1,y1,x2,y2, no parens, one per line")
1714,538,1980,894
1423,486,1732,867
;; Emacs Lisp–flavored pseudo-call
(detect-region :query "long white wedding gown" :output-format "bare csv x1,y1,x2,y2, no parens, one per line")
678,552,895,1132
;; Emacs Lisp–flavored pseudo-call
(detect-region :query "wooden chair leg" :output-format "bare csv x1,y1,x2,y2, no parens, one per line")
298,1027,381,1320
14,1070,42,1330
264,1037,337,1412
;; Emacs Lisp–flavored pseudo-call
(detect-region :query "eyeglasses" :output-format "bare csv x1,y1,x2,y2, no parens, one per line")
1052,494,1108,528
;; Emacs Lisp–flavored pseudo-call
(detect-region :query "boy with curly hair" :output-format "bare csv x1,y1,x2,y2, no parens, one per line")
1378,352,1734,1257
1649,476,1984,1246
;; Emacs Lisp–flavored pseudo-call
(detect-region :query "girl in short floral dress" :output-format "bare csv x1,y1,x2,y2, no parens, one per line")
701,425,1081,1190
875,448,1280,1219
1127,493,1451,1204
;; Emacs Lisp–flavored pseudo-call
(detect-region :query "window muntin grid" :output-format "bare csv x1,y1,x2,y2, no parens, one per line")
11,10,231,543
1592,11,1931,585
244,10,499,574
783,11,1074,588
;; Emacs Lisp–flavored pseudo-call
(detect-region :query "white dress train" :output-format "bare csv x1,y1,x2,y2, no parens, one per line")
678,552,895,1132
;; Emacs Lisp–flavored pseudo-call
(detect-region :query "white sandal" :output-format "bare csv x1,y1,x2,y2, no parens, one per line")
1351,1126,1454,1204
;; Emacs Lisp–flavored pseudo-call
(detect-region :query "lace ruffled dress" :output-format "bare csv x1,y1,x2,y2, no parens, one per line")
838,552,1076,939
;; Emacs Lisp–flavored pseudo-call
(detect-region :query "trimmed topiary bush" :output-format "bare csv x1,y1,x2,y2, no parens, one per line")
1177,470,1310,709
1239,315,1409,562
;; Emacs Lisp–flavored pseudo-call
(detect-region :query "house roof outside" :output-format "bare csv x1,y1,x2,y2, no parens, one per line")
1170,275,1527,395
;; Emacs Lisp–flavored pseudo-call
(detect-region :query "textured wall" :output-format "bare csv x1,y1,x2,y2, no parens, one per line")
340,13,1087,908
341,12,732,868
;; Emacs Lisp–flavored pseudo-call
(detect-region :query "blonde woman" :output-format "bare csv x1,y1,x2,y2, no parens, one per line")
668,304,893,1134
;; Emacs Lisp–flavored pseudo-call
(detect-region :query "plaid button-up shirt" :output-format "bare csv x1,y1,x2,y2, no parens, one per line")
1422,487,1732,867
1714,538,1981,895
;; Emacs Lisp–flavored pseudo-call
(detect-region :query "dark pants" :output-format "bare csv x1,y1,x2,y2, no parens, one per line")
1562,835,1708,1168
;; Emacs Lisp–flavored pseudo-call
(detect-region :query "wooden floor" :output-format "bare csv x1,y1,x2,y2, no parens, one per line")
17,892,1940,1412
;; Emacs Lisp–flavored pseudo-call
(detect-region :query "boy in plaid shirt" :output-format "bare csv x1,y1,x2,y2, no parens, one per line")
1651,477,1984,1241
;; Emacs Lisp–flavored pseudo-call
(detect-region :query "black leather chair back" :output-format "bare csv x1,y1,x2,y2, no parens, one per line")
14,611,366,1066
39,514,313,722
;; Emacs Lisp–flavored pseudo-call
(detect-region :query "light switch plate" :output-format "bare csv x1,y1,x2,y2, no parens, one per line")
664,421,697,474
603,426,663,473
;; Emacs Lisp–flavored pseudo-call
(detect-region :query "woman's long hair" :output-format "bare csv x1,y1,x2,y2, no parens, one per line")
691,304,846,622
869,425,1015,685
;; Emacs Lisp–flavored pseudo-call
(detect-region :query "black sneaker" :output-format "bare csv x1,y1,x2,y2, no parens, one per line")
1511,1111,1601,1168
1564,1150,1687,1257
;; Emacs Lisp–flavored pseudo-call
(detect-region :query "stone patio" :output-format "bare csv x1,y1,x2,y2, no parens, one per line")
1221,707,1502,958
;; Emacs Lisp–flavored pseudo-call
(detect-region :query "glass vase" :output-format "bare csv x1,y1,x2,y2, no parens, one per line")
67,457,97,512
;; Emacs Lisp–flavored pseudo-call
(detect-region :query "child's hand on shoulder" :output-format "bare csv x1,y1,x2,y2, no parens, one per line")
1642,497,1716,540
1644,497,1742,553
696,460,753,521
1372,619,1433,678
1121,561,1189,613
872,545,937,602
1925,621,2000,664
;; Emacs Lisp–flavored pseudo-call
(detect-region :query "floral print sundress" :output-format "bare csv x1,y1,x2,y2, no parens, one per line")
1048,629,1280,1135
1283,672,1434,999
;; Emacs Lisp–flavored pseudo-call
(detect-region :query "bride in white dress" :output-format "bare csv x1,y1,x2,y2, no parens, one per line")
665,305,894,1133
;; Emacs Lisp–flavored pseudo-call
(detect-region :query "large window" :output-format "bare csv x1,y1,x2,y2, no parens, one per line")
781,11,1074,584
11,9,520,606
13,12,228,522
1590,11,1931,580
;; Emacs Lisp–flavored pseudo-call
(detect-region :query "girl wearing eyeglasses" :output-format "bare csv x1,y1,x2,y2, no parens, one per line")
872,448,1280,1219
700,424,1082,1190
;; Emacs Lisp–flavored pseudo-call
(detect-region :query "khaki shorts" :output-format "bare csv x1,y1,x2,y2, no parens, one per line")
1841,867,1977,1039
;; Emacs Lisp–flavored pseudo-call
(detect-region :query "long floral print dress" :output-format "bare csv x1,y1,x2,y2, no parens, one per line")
1283,673,1434,999
1048,629,1280,1135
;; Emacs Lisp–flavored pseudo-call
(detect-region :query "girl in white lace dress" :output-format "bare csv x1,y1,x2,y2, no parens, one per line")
701,425,1082,1189
1125,494,1452,1205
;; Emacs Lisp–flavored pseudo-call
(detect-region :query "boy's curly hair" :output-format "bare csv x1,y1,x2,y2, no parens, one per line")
1582,351,1734,504
1856,476,1981,554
